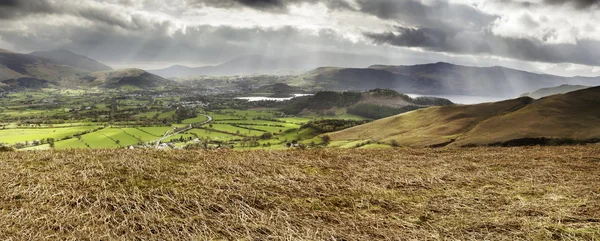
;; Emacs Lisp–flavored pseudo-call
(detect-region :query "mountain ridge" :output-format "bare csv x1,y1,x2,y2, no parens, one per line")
147,52,391,78
30,49,113,72
328,86,600,147
298,62,600,97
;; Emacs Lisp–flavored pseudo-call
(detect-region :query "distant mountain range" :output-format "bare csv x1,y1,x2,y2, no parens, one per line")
329,86,600,147
147,52,391,78
0,49,174,89
294,62,600,97
2,49,600,95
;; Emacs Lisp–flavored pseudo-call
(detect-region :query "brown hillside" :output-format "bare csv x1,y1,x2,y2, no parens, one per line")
453,86,600,146
329,97,533,147
330,86,600,147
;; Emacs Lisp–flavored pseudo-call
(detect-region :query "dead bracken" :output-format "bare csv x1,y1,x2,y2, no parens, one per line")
0,146,599,240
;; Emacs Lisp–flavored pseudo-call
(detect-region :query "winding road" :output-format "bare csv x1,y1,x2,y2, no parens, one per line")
151,114,213,148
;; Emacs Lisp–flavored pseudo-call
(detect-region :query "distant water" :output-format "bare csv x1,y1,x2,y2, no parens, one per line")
235,94,313,102
406,94,510,105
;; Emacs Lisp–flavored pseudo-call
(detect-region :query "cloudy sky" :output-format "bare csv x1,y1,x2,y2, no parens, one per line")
1,0,600,76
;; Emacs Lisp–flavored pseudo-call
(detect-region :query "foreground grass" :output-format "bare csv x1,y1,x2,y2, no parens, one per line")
0,146,599,240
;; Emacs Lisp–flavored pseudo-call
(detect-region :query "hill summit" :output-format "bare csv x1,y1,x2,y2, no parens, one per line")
80,68,177,88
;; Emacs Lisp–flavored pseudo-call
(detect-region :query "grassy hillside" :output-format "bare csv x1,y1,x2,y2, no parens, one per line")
330,86,600,147
0,50,88,83
521,84,591,99
0,147,598,240
329,97,532,147
454,86,600,146
81,68,176,88
30,49,112,72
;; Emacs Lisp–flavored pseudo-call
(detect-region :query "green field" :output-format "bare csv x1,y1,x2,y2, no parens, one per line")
55,138,89,149
220,119,298,125
138,127,172,137
0,126,98,144
0,86,374,150
121,128,160,142
240,125,287,133
182,115,209,124
187,129,240,141
208,124,265,136
134,111,159,118
276,117,312,124
80,132,119,148
158,110,176,119
80,128,140,148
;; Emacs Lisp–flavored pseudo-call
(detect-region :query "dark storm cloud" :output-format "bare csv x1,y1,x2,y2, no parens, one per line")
355,0,497,30
544,0,600,8
0,0,168,31
0,0,57,19
496,0,600,9
0,21,357,63
365,26,600,66
192,0,351,12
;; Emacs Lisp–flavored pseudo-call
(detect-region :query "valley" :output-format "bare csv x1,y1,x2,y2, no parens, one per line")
2,48,600,151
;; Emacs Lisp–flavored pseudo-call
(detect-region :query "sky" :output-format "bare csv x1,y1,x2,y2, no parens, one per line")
1,0,600,76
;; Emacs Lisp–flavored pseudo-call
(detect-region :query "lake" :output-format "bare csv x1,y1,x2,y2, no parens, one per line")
237,93,510,104
235,94,312,102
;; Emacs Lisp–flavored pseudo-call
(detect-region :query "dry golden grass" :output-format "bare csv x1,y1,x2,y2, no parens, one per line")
330,87,600,147
0,146,599,240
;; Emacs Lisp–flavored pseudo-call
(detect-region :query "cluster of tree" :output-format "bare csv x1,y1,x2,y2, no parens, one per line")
301,119,370,133
347,104,423,120
174,107,196,123
280,91,361,115
367,88,406,98
169,136,195,143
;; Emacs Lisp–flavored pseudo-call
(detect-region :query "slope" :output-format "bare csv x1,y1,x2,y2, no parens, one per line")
30,49,112,72
329,97,533,147
454,86,600,146
81,68,177,88
0,50,88,83
329,86,600,147
521,84,591,99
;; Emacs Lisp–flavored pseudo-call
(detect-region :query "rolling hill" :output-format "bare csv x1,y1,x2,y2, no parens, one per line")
294,62,600,97
0,77,50,90
30,49,113,72
0,49,88,83
0,50,174,89
329,86,600,147
281,89,453,119
80,68,177,88
521,84,591,99
148,52,390,78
